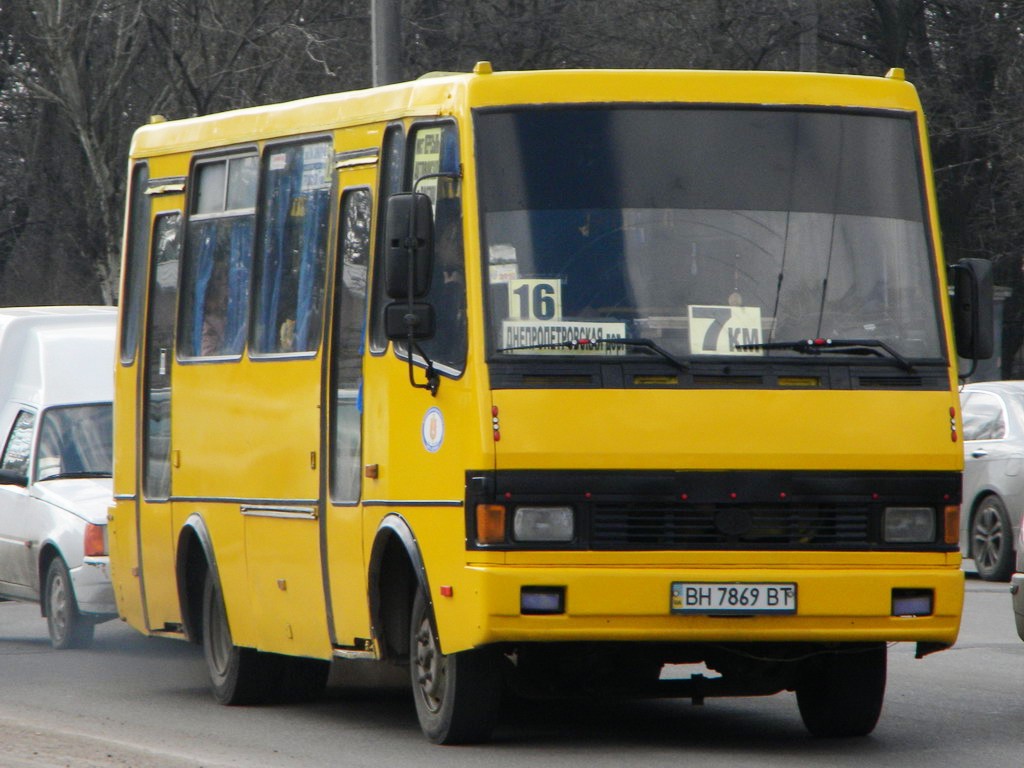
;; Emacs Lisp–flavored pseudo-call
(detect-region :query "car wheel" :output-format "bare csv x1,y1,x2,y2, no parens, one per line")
972,494,1014,582
796,643,886,738
201,570,274,704
410,588,502,744
45,557,95,650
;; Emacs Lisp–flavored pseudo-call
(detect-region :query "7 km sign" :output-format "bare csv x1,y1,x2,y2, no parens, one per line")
688,305,764,356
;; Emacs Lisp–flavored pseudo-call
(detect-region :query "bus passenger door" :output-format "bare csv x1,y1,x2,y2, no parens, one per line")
139,205,183,631
324,172,375,647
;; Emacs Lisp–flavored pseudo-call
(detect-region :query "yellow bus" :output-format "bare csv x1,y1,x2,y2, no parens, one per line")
109,63,992,743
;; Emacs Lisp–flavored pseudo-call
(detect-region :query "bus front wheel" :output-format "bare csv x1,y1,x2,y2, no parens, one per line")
202,570,271,705
409,588,501,744
796,643,886,737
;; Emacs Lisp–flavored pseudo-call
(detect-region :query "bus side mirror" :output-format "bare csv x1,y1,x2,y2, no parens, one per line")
951,257,994,360
385,193,434,299
0,468,28,487
384,302,436,341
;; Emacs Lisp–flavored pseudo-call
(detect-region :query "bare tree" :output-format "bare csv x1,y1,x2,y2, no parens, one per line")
0,0,370,304
1,0,1023,316
0,0,149,304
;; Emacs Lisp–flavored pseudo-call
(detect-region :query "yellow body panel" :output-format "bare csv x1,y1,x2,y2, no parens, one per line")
491,388,962,472
171,359,320,500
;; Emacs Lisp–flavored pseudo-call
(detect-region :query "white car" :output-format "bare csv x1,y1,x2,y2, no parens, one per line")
0,306,117,647
960,381,1024,581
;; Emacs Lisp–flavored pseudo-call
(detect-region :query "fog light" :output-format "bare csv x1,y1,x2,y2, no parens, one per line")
883,507,935,543
892,588,933,617
521,586,565,615
513,506,574,542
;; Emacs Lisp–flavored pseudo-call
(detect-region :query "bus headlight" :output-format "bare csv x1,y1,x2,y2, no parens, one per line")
513,506,574,543
883,507,935,543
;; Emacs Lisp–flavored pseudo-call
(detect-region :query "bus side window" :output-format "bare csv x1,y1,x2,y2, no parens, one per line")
369,124,405,355
252,140,333,355
179,154,257,359
330,188,371,503
120,162,150,365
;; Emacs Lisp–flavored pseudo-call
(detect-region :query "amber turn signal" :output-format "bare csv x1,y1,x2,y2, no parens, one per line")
943,505,960,546
475,504,507,545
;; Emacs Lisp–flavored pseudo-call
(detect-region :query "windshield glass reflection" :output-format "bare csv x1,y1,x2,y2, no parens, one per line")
476,107,943,364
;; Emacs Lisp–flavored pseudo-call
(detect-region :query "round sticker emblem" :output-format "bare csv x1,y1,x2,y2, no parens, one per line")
422,407,445,453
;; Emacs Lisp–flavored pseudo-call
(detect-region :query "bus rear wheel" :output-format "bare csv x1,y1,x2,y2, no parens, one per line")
410,588,501,744
202,570,272,705
796,643,886,737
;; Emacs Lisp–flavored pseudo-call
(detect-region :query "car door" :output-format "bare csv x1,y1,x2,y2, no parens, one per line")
0,409,40,595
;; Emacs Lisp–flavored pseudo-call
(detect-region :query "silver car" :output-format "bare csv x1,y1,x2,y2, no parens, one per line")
960,381,1024,581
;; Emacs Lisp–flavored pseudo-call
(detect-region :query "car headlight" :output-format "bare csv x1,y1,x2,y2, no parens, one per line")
513,506,574,543
883,507,935,543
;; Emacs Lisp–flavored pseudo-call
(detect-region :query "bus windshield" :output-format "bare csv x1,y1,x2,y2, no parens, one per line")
476,106,944,365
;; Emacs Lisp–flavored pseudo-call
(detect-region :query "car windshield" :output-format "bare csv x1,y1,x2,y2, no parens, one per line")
476,107,943,365
36,403,113,481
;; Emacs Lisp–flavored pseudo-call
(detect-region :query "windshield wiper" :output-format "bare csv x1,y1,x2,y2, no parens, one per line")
736,337,915,372
498,336,688,372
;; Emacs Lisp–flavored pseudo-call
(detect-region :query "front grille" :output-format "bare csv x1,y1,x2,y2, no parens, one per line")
590,502,872,549
466,468,960,552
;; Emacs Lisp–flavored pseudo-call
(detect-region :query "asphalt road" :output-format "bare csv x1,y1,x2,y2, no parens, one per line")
0,575,1020,767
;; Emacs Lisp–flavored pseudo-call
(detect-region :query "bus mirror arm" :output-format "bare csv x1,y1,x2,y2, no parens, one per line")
383,300,441,396
405,250,439,396
403,191,439,396
409,341,441,397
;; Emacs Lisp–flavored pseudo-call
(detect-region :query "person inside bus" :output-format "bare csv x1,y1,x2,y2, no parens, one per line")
201,259,229,355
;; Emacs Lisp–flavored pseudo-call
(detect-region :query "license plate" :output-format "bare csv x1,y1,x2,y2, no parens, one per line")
671,582,797,615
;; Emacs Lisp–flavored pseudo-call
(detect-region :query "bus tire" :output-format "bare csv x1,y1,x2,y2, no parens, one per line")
201,570,271,705
796,643,886,738
410,588,501,744
45,557,95,650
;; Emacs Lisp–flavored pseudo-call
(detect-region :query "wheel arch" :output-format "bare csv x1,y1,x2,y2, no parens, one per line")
963,489,1000,553
36,542,63,618
176,513,219,644
367,513,433,661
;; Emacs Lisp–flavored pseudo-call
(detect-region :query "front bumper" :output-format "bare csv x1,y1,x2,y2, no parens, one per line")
434,560,964,653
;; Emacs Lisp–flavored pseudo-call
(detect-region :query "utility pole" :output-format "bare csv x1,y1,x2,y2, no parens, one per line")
799,0,818,72
372,0,402,86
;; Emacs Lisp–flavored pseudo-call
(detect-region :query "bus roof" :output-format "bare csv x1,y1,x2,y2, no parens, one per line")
130,65,923,158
